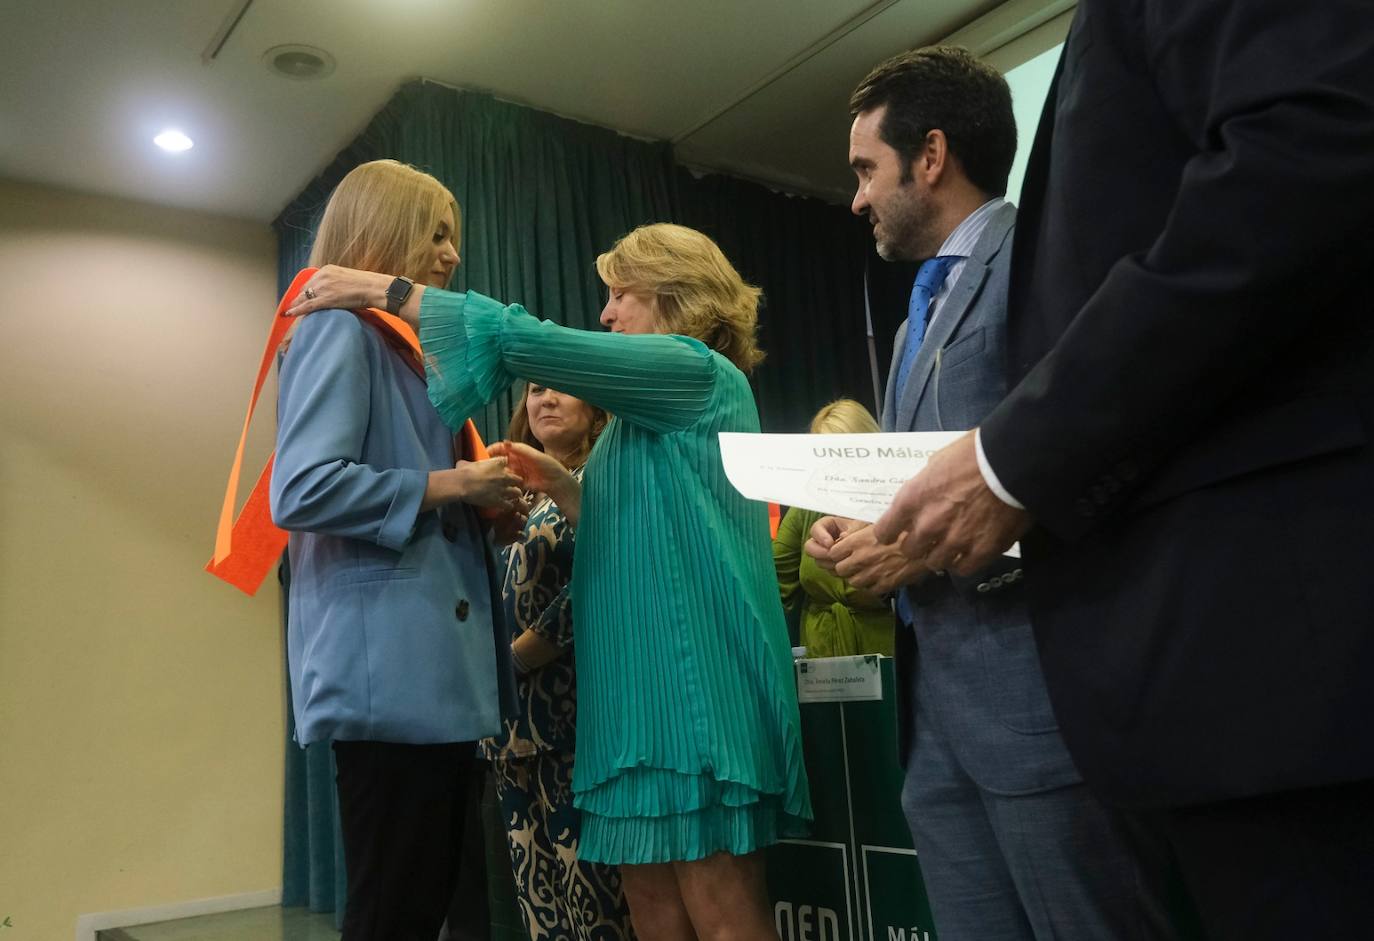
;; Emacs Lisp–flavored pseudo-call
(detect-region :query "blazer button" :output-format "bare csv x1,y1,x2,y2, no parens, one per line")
976,582,992,593
454,599,470,621
442,522,458,542
990,575,1005,589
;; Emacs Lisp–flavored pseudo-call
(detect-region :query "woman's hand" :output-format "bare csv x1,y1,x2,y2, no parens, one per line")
286,265,423,327
490,441,582,527
490,441,571,494
454,457,528,510
421,457,526,512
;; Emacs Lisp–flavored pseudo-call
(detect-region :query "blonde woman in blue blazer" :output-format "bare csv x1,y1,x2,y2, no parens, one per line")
270,159,524,941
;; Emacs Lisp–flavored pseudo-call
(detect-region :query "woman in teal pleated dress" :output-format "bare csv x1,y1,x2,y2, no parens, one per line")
293,223,812,941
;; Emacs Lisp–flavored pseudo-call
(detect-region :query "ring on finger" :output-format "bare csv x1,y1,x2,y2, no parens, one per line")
303,286,318,300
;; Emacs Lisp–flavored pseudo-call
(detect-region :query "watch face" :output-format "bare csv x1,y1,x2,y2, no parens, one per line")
386,276,414,309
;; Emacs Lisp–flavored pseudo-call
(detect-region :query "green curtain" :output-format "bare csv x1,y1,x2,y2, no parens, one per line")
672,167,885,432
274,79,911,922
274,81,907,435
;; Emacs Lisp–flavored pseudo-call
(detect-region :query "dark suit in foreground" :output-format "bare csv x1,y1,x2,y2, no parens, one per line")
978,0,1374,935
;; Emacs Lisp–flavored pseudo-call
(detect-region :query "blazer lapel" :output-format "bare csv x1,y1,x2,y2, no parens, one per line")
895,264,988,430
882,327,905,432
894,202,1016,431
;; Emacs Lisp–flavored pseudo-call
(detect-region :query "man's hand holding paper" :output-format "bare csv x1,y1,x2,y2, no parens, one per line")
871,431,1028,576
805,516,931,594
803,515,863,572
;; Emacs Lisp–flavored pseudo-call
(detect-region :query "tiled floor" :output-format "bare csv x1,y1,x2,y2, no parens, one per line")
97,906,339,941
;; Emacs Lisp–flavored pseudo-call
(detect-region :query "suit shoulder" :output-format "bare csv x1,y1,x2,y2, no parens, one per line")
288,308,373,351
280,310,381,379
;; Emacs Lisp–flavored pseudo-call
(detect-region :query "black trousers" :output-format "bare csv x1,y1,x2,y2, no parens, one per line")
1158,778,1374,940
333,740,478,941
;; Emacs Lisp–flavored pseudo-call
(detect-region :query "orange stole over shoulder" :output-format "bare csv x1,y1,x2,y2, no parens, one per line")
207,267,489,596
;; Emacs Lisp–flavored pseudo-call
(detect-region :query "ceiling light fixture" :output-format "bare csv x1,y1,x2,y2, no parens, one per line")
263,44,336,81
154,129,194,153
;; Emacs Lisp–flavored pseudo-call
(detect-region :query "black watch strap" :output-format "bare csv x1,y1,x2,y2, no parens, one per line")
384,275,415,314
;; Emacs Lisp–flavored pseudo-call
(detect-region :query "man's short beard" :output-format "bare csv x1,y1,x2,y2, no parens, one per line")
873,179,932,262
876,211,923,262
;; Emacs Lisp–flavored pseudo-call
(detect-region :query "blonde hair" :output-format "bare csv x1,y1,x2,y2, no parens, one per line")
596,223,765,373
810,398,880,435
309,159,458,283
506,384,608,470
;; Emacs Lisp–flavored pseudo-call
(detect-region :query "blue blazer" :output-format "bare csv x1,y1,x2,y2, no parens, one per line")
271,308,513,746
883,204,1080,795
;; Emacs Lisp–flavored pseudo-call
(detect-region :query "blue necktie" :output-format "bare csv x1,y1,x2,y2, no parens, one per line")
893,255,961,406
892,255,959,627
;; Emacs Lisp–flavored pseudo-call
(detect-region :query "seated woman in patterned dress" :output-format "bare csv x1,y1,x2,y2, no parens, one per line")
292,223,813,941
480,383,635,941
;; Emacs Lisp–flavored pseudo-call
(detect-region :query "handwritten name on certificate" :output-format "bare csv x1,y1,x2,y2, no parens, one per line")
718,431,963,522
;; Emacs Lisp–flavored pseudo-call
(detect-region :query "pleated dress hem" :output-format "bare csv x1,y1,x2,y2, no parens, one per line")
578,798,811,865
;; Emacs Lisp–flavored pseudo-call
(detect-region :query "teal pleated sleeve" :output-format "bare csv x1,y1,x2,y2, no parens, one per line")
420,288,813,864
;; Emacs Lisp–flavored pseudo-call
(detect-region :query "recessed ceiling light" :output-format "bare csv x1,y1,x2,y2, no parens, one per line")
263,44,336,80
154,129,194,153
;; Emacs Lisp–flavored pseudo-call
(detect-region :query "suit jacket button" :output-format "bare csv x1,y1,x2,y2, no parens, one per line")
990,575,1005,589
455,599,470,621
442,522,458,542
1010,568,1023,581
1075,497,1096,517
976,582,992,593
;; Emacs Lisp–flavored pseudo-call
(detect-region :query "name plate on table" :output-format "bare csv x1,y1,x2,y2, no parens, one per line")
796,655,883,703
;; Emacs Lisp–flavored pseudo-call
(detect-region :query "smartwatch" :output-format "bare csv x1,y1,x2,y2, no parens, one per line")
384,275,415,314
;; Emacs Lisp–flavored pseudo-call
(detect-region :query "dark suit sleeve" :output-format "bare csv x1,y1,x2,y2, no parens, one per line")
980,0,1374,537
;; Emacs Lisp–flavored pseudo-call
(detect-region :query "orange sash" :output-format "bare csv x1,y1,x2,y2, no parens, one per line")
207,268,488,596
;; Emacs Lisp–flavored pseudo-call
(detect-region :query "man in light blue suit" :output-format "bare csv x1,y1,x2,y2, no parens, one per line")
809,47,1172,940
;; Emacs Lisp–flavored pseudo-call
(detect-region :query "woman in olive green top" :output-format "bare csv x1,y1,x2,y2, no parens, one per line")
774,399,895,658
293,224,812,941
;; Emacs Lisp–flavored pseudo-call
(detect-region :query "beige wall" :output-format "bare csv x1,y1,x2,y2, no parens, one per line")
0,180,284,938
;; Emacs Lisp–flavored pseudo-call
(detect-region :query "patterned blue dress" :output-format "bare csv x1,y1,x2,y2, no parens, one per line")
479,469,635,940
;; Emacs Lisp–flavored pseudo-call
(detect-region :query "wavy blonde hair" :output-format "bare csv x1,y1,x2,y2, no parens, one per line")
810,398,880,435
596,223,765,373
309,159,458,283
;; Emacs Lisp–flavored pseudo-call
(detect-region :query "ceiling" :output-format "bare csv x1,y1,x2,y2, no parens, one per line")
0,0,1069,223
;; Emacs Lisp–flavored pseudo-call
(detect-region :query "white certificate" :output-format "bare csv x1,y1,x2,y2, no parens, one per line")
718,431,962,522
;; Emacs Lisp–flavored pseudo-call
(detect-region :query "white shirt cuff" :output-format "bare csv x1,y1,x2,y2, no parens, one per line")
975,427,1025,510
